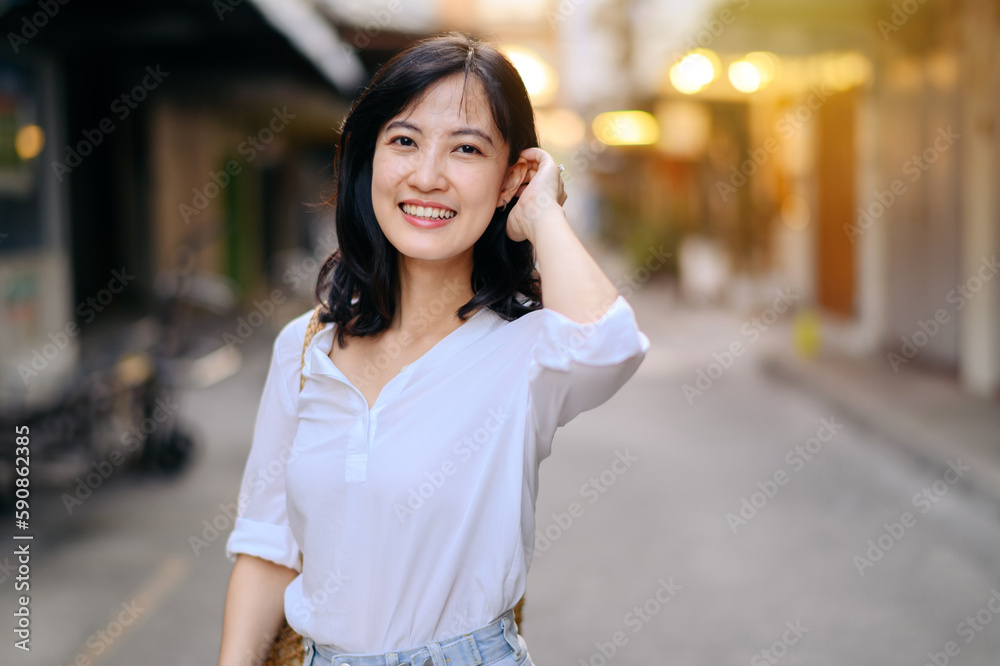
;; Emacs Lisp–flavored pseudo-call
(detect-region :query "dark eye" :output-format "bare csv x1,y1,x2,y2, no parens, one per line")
391,136,415,147
457,144,482,155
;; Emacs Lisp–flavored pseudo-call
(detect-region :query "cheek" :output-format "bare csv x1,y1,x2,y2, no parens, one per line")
370,161,405,219
371,153,391,191
459,167,506,204
369,158,399,231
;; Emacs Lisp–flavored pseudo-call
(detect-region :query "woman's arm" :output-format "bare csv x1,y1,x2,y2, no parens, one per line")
220,316,309,664
218,554,299,666
505,147,620,323
529,206,619,323
505,147,649,458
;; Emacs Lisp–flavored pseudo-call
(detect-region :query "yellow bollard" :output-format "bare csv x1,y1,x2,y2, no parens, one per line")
793,309,822,359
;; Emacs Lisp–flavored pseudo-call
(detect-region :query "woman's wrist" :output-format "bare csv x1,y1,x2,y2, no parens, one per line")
520,199,568,245
530,209,620,323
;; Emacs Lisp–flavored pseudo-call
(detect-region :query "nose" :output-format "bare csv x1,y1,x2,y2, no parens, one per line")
407,150,447,192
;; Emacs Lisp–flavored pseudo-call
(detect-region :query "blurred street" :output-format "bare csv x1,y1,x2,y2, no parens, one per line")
3,277,1000,665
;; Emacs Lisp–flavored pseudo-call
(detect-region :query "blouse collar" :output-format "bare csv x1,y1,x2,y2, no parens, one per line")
301,306,500,388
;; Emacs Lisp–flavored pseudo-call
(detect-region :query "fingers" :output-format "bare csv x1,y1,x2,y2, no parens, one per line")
518,147,555,175
515,167,538,196
519,146,549,163
513,146,568,205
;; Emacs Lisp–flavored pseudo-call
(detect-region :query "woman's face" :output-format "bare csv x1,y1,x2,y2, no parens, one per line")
371,73,521,265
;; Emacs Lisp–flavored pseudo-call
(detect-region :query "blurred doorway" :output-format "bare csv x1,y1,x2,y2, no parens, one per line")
816,89,857,318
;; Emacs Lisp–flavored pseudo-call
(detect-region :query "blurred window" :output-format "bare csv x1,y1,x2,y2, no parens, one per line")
0,60,44,253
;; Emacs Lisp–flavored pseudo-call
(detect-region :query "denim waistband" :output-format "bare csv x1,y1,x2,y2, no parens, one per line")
302,608,522,666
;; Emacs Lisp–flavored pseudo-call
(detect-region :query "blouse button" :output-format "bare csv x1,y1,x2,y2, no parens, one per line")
422,658,433,666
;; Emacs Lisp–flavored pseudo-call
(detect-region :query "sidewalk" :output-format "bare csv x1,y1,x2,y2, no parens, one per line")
761,351,1000,505
586,239,1000,509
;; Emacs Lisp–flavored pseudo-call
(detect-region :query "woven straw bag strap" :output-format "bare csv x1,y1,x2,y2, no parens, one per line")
259,304,328,666
299,305,326,392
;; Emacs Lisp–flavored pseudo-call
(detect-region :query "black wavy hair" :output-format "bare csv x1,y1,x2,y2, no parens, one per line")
315,32,543,349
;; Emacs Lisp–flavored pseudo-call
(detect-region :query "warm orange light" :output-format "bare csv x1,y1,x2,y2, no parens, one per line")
729,61,762,93
745,52,777,85
669,49,719,95
592,111,660,146
501,44,557,106
15,125,45,160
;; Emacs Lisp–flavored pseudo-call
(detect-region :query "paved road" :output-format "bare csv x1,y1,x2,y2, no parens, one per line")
3,282,1000,666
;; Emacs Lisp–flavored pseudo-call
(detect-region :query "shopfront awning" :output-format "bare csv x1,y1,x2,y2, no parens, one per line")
248,0,367,95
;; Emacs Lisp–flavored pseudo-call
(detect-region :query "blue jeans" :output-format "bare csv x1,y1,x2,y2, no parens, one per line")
302,608,534,666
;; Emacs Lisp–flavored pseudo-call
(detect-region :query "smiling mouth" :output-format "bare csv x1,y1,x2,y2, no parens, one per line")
399,203,457,220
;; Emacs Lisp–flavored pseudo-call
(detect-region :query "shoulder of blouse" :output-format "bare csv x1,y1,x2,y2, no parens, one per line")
532,295,648,367
273,307,323,367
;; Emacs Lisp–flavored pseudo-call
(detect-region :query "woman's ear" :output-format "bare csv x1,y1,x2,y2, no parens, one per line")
497,156,529,208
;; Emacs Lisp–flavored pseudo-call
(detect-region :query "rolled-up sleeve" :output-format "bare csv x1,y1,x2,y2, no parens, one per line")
528,294,650,460
225,321,304,572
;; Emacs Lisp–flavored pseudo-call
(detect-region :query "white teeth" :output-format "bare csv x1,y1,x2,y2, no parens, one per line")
402,203,456,219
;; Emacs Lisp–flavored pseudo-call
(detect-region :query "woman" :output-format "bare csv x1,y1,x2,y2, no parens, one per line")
219,33,650,666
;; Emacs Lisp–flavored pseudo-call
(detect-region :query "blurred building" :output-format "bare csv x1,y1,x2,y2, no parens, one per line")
0,0,383,406
573,0,999,399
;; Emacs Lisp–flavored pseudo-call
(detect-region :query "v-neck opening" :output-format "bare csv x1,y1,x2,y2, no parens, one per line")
306,306,492,413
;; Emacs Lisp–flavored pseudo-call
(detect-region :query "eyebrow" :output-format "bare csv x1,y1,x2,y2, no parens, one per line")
384,120,495,147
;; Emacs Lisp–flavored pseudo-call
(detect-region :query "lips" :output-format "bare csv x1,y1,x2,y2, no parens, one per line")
398,201,457,229
399,203,457,220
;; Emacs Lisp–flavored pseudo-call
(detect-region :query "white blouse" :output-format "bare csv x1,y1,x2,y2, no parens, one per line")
225,294,650,652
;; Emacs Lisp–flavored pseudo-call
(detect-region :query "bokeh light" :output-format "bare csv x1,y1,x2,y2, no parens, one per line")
729,60,762,93
592,110,660,146
669,49,719,94
15,124,45,160
501,44,557,106
745,51,777,85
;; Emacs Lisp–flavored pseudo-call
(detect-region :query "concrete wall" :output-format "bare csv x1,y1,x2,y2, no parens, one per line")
880,51,962,371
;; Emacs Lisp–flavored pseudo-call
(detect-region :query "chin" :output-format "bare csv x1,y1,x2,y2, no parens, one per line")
397,246,472,263
382,220,487,264
387,233,471,263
